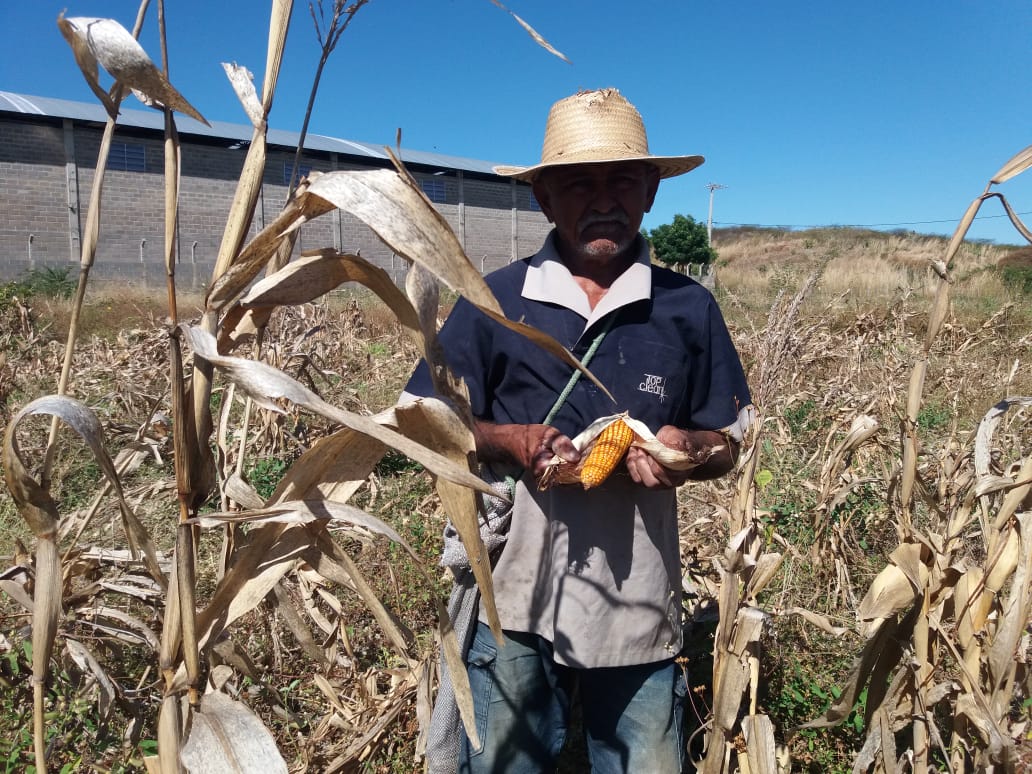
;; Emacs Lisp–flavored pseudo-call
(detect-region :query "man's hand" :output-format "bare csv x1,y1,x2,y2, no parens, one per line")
473,421,580,478
625,426,739,489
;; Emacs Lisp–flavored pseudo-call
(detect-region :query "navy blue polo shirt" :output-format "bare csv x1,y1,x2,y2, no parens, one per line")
404,232,753,667
406,234,751,439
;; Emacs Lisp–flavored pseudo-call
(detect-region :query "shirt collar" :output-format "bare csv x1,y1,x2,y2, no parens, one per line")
522,231,653,330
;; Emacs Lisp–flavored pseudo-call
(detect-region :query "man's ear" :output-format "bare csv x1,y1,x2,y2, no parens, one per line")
644,168,660,213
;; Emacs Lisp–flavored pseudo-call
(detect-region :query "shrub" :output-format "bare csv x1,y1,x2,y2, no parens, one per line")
996,246,1032,295
22,266,76,299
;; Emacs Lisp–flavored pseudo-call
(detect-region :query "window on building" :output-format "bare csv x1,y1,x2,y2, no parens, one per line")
284,162,312,185
528,191,542,212
108,142,147,172
421,178,447,203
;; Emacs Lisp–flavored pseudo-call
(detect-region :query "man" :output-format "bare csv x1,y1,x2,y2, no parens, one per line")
406,88,753,773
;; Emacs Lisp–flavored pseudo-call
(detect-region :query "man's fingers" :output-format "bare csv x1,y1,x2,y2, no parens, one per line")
550,434,580,463
626,447,678,489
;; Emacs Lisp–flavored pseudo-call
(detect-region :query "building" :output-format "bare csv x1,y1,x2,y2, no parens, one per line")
0,91,551,289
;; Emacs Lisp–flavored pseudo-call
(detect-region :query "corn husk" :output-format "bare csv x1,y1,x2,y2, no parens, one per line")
538,412,721,489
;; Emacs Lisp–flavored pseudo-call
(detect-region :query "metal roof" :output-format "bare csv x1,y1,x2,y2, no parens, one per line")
0,90,510,177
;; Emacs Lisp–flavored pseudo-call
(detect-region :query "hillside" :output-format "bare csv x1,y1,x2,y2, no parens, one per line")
711,225,1024,303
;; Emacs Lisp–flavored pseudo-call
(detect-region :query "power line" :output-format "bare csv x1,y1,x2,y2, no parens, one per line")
713,210,1032,231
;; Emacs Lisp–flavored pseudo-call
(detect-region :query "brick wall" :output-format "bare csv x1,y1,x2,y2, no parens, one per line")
0,114,551,290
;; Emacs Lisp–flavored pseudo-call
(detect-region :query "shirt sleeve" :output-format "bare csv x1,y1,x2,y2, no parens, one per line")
683,295,753,434
401,297,491,417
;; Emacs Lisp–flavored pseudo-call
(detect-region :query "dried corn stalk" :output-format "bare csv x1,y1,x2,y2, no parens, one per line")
800,136,1032,773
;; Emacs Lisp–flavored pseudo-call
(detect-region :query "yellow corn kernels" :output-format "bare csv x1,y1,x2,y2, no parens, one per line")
580,418,634,489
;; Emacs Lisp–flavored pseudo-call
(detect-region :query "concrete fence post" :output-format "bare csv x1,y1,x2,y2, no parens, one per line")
140,239,147,287
28,233,35,268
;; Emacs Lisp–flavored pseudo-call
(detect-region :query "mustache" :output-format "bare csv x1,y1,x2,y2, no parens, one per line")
578,211,630,230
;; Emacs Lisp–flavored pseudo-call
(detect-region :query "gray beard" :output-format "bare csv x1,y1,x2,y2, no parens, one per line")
580,234,636,259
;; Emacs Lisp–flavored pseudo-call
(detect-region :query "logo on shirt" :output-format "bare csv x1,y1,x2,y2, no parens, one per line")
638,373,667,403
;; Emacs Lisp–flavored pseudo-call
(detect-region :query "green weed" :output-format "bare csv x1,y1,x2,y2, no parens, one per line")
784,398,818,438
246,456,290,500
916,402,952,432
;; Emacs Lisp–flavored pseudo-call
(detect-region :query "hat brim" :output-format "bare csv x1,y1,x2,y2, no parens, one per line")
493,154,704,183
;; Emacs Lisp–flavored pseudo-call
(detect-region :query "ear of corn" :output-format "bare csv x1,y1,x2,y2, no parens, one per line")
580,417,634,489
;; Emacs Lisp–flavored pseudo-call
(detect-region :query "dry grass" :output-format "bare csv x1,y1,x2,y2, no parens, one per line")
3,224,1030,771
715,226,1018,309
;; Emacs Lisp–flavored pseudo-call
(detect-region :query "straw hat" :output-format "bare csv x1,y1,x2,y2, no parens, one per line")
493,88,704,182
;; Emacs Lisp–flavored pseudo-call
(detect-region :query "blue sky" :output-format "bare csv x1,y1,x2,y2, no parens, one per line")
3,1,1031,245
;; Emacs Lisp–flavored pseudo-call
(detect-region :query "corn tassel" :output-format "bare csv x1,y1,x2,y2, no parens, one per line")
580,417,634,489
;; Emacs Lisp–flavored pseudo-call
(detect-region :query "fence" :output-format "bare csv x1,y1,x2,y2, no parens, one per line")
3,231,719,292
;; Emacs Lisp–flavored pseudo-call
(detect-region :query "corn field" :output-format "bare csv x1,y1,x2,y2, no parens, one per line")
2,2,1032,773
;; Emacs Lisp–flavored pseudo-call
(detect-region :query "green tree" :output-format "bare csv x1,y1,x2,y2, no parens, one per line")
643,214,716,267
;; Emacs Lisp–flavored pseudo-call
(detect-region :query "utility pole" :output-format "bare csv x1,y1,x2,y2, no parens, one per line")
706,183,727,245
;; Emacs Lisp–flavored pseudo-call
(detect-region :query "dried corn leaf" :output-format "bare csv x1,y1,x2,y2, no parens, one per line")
302,169,611,398
313,673,348,715
857,563,918,626
190,500,412,549
985,524,1021,591
207,183,334,311
744,552,783,600
189,524,310,667
777,606,849,637
988,511,1032,698
3,404,60,538
78,606,161,650
224,472,264,510
955,568,991,645
991,143,1032,185
944,197,982,267
268,583,328,666
57,15,206,124
489,0,571,63
180,325,496,498
307,169,498,312
998,194,1032,243
820,414,879,482
65,638,117,722
974,398,1032,476
238,249,427,356
222,62,263,129
269,423,387,505
180,691,287,773
994,453,1032,531
954,693,1009,761
406,260,441,353
4,396,166,586
300,536,414,658
216,305,267,353
392,397,500,633
0,575,33,612
799,610,913,730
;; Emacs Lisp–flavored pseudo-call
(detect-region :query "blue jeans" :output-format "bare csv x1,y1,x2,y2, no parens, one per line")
459,622,686,773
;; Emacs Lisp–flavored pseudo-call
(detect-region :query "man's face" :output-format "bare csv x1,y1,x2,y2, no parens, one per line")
533,161,660,266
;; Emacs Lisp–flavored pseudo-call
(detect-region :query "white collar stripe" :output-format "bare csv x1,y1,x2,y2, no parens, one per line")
521,232,653,332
